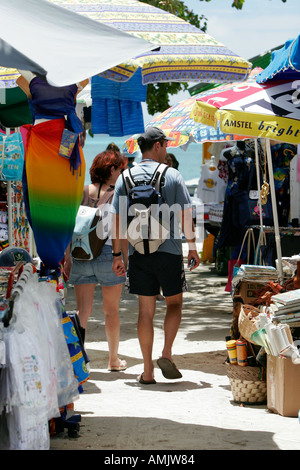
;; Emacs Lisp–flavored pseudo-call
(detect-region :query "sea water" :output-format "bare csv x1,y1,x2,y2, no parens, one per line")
82,133,203,185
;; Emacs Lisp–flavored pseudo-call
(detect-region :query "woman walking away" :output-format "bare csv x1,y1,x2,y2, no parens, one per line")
64,150,128,371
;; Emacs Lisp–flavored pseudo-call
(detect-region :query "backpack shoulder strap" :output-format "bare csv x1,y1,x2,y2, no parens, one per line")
149,163,168,192
122,163,168,194
122,167,136,194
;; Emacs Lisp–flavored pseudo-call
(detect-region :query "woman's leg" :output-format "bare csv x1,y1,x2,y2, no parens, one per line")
74,283,96,331
102,283,126,370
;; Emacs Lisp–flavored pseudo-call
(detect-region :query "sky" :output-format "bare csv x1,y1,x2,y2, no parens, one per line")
185,0,299,60
143,0,299,123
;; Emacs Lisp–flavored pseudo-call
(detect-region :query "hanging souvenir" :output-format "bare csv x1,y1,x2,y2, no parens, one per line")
0,132,24,181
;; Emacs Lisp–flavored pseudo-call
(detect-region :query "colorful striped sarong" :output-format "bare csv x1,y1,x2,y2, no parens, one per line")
22,119,85,269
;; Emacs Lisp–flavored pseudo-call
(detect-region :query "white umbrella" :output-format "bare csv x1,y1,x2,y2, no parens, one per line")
0,0,153,86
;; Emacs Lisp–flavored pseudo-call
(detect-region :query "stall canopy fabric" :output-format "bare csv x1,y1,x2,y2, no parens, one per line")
256,36,300,84
192,69,300,145
0,0,153,87
50,0,252,86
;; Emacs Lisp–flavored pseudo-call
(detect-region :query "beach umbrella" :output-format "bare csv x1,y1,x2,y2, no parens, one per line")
256,36,300,84
50,0,251,86
123,69,262,154
192,72,300,282
0,0,153,87
0,67,20,89
48,0,251,137
123,90,250,154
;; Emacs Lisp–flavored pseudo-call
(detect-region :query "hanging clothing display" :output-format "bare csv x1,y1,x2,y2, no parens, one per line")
12,183,30,251
91,69,146,137
218,148,229,184
271,143,297,226
216,142,257,249
0,263,88,449
197,163,227,204
21,75,85,270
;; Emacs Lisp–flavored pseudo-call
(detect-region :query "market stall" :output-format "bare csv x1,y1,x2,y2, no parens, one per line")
191,38,300,416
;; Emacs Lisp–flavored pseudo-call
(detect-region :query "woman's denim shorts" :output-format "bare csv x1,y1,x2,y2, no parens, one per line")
68,244,125,286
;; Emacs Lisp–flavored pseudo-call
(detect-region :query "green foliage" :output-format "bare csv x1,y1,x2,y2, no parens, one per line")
146,82,188,115
231,0,245,8
141,0,208,29
139,0,208,115
231,0,286,8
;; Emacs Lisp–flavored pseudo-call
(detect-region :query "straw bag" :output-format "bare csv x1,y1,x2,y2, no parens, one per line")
226,363,267,404
238,304,261,343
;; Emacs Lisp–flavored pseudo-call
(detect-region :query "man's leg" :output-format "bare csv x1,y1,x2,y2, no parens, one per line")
162,293,183,361
137,295,156,382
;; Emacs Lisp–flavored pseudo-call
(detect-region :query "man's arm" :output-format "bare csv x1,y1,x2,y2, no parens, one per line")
181,207,200,270
112,213,126,276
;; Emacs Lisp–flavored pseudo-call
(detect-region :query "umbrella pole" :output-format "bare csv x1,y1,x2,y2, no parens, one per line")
265,138,284,283
254,139,263,264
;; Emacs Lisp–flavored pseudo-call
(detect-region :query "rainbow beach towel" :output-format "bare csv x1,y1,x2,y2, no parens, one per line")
22,119,85,269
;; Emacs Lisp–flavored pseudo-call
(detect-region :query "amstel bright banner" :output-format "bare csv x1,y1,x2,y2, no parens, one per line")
217,110,300,144
192,70,300,145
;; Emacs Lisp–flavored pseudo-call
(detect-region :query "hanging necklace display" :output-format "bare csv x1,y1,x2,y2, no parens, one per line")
261,181,270,205
260,143,270,206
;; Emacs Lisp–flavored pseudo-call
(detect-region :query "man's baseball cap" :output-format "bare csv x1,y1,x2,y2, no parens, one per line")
138,127,175,143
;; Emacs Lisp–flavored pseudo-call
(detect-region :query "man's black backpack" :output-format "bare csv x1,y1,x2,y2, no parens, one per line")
122,163,170,255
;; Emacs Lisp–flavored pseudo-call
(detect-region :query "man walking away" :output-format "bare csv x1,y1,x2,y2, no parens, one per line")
111,127,200,384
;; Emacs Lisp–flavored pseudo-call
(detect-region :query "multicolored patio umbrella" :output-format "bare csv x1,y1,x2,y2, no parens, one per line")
124,69,262,153
50,0,251,86
124,93,249,154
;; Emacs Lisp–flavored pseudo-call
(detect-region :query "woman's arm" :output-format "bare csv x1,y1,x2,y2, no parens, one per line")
16,74,32,99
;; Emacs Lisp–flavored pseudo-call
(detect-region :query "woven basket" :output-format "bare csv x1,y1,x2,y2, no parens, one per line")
238,304,261,344
226,363,267,404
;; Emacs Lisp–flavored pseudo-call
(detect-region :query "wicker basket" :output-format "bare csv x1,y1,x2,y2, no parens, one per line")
226,363,267,404
238,304,261,343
